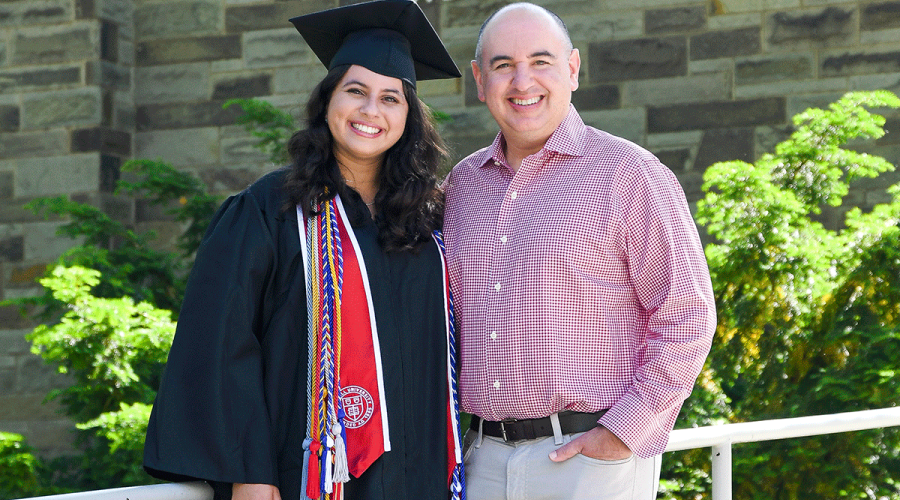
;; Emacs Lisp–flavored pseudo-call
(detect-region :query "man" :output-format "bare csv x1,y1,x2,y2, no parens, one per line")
442,3,716,499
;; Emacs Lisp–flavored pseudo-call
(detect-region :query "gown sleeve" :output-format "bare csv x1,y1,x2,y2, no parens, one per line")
143,188,281,487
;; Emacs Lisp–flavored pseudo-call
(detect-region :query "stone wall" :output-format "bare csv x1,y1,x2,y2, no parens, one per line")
0,0,898,457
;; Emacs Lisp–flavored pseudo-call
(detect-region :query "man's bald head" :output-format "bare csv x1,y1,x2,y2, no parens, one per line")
474,3,573,66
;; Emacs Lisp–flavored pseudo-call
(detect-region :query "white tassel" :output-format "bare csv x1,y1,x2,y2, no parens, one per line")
300,437,313,500
324,433,335,493
332,423,350,483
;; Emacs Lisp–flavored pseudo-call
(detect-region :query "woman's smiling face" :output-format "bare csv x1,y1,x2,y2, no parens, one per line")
327,64,410,168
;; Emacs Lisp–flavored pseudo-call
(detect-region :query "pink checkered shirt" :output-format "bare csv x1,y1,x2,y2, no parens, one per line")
442,106,715,458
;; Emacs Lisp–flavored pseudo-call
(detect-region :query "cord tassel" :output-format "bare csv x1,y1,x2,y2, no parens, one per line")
300,438,313,499
332,423,350,483
306,440,322,499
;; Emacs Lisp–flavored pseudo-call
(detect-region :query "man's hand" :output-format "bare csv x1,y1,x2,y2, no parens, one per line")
548,425,632,462
233,483,281,500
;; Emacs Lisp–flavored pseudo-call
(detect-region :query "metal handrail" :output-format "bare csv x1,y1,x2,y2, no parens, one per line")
16,406,900,500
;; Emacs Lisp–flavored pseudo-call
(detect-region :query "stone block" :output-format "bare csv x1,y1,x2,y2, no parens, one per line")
654,148,692,172
718,0,800,12
100,20,118,64
0,66,82,94
14,154,100,197
444,0,509,28
0,130,68,159
646,130,704,150
136,100,244,131
736,54,814,85
691,27,761,60
22,89,101,130
580,107,646,144
243,28,310,69
135,127,220,167
6,264,48,289
74,0,93,18
12,23,97,66
225,2,278,33
648,97,785,133
588,37,687,83
212,74,273,99
878,117,900,145
861,1,900,31
707,12,761,30
97,0,134,38
624,73,728,106
70,127,132,156
0,235,23,262
822,50,900,77
273,65,326,95
645,6,706,34
736,77,848,101
694,127,755,169
572,85,620,110
0,394,66,420
119,39,135,67
787,92,847,118
100,154,120,193
766,7,856,49
135,63,210,105
0,171,13,199
566,11,643,43
23,221,83,261
85,61,131,91
0,0,72,28
135,0,222,39
860,25,900,45
136,35,242,66
0,106,19,132
849,71,900,96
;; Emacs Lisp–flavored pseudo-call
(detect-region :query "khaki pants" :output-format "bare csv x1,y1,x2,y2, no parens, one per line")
462,422,661,500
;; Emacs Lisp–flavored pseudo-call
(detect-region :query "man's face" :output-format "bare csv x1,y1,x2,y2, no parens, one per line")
472,7,580,150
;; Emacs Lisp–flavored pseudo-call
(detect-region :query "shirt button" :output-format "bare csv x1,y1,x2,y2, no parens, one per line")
510,191,518,200
500,235,507,243
494,283,501,291
493,381,501,389
490,331,497,339
493,160,500,166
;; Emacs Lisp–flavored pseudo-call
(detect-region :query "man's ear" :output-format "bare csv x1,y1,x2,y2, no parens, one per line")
471,60,486,102
568,48,581,92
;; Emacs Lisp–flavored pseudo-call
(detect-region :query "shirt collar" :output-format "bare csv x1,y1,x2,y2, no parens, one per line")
477,104,586,169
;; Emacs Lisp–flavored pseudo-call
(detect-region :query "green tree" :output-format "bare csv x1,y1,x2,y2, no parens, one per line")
679,90,900,499
0,432,41,498
26,265,176,491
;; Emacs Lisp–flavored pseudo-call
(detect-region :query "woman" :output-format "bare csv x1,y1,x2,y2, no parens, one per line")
143,2,463,499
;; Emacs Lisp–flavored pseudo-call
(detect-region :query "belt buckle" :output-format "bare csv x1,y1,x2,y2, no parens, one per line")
499,418,516,442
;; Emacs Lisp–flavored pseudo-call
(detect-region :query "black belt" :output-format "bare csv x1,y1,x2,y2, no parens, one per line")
471,410,607,442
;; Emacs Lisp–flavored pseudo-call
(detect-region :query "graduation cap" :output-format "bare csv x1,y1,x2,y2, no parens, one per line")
290,0,461,88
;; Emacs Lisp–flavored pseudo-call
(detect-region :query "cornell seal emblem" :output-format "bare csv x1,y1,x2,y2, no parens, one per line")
340,385,375,429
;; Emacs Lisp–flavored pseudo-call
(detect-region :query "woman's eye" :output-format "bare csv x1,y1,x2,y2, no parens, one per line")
348,88,364,95
383,96,399,103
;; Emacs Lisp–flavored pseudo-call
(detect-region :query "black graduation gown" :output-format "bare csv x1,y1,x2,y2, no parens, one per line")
144,169,450,500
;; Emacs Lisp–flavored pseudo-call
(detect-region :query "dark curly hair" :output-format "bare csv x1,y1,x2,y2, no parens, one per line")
283,65,447,252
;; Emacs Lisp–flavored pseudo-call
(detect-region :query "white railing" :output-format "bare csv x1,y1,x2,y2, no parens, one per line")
17,406,900,500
